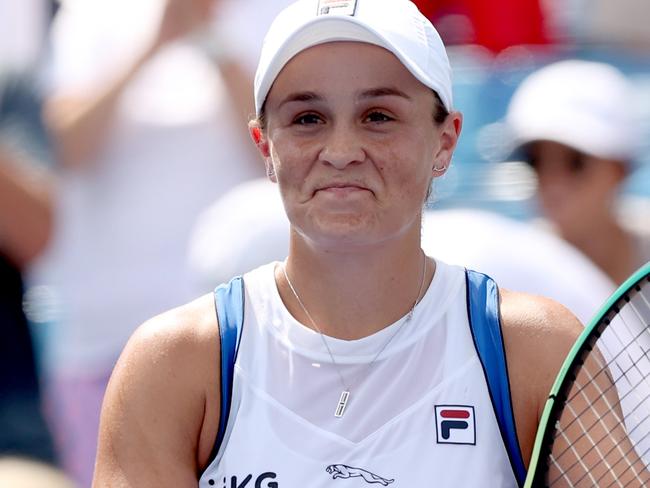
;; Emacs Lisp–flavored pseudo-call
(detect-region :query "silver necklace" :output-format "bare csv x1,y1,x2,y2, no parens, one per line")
282,252,428,418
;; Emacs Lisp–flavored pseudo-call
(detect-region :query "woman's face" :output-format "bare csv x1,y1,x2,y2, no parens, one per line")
259,41,461,251
527,141,625,236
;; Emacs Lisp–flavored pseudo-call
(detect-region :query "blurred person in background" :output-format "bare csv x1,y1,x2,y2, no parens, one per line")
506,60,650,284
413,0,551,51
0,0,54,74
580,0,650,50
0,72,57,470
420,209,615,324
34,0,288,484
0,0,62,473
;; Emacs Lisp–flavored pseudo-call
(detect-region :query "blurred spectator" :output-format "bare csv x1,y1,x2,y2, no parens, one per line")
506,60,650,284
34,0,291,484
580,0,650,49
421,209,615,324
414,0,650,51
0,0,53,73
414,0,551,51
0,72,56,465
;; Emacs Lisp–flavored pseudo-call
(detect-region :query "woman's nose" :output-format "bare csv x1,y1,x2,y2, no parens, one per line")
318,124,366,170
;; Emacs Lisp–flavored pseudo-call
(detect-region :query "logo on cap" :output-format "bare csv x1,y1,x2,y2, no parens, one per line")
317,0,357,16
434,405,476,445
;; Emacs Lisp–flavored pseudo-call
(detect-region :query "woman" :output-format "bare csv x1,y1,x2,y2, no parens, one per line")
506,60,650,285
93,1,582,486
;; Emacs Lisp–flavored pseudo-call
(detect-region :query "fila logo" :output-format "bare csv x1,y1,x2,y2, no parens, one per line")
434,405,476,445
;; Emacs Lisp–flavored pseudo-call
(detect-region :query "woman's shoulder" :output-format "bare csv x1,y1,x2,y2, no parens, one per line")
499,289,582,389
95,293,222,480
111,292,221,415
132,293,219,351
498,289,583,463
118,293,222,408
499,289,582,340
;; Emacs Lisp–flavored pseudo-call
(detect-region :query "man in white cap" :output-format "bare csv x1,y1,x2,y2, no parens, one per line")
92,2,638,486
506,60,650,284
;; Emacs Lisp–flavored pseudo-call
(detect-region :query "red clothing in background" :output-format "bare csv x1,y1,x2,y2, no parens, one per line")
413,0,551,52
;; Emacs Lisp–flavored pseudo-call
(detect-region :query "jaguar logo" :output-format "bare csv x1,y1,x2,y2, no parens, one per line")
326,464,394,485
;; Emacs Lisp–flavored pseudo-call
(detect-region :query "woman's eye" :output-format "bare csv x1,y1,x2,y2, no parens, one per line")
365,111,394,123
569,152,587,173
293,113,323,125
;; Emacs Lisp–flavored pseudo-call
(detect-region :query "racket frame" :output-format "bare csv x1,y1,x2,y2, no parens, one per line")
524,262,650,488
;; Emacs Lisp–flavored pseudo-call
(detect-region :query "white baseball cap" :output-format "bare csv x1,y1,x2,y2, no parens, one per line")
506,60,640,167
254,0,453,116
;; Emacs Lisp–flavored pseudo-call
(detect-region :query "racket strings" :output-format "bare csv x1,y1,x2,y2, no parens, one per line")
563,362,650,487
556,399,650,487
545,283,650,487
551,411,650,487
597,411,650,481
601,440,650,488
554,324,650,448
559,341,649,446
550,375,633,486
554,296,650,432
549,398,650,486
550,341,649,483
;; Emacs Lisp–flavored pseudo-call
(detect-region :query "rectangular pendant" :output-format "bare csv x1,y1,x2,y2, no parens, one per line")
335,390,350,418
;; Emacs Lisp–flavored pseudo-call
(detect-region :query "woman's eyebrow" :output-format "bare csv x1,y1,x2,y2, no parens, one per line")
358,87,412,101
278,91,324,109
275,87,412,111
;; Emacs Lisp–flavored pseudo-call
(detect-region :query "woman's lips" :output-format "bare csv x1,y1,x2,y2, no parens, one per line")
316,185,370,197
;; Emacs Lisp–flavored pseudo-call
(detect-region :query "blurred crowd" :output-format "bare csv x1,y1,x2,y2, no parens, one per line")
1,0,649,486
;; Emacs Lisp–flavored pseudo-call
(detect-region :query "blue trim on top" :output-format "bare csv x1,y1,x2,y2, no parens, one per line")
208,276,245,466
466,269,527,487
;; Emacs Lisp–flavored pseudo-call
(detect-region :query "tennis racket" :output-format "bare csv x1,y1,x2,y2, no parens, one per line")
524,262,650,487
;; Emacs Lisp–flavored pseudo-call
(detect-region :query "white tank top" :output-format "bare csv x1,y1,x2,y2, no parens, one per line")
199,260,521,487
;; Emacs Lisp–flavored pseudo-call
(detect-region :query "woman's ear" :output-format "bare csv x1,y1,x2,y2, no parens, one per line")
249,122,276,182
249,122,270,158
431,111,463,178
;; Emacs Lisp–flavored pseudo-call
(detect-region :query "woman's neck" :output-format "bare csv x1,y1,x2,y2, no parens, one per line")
277,235,433,340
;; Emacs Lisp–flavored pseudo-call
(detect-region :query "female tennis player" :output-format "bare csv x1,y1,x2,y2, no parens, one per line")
92,1,586,486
